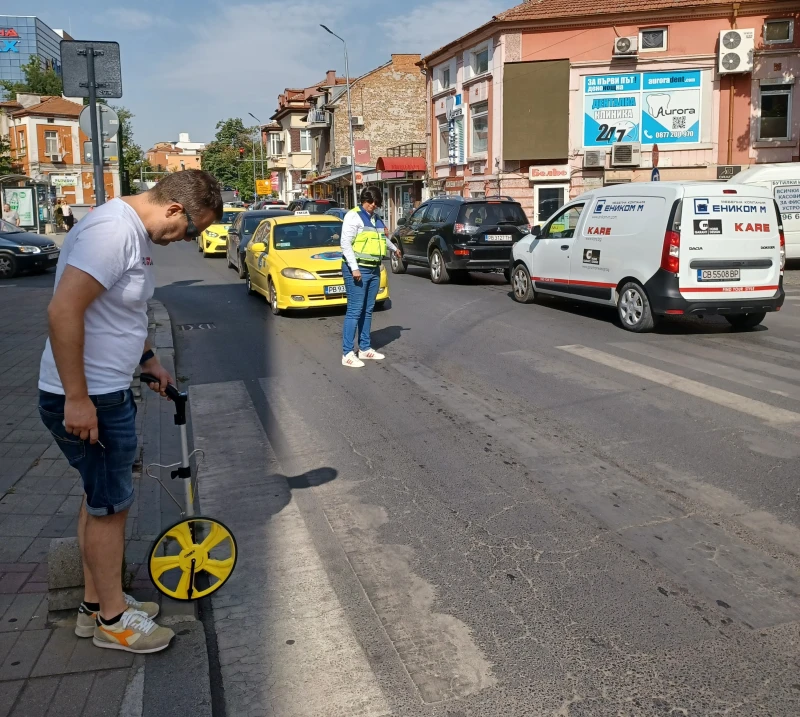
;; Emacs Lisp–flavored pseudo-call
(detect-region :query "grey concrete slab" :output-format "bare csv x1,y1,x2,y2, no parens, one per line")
66,639,134,673
30,628,77,678
0,539,34,564
0,629,50,680
1,514,49,537
43,672,93,717
9,676,59,717
81,669,129,717
0,595,47,633
0,680,24,717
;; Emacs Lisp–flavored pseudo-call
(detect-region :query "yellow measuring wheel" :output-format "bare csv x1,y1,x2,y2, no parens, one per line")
140,374,238,601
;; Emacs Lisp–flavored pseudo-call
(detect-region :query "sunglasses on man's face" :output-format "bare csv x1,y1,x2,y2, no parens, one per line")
174,201,200,238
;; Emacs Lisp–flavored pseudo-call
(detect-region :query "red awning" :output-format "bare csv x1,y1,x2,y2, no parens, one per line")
376,157,426,172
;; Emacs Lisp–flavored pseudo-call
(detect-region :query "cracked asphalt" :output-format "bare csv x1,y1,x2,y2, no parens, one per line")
154,242,800,716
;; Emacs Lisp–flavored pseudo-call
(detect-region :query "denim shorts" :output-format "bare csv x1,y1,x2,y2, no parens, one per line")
39,389,138,517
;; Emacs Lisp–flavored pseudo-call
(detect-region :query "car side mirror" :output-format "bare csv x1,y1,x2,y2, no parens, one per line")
397,217,407,226
531,225,541,237
250,242,266,253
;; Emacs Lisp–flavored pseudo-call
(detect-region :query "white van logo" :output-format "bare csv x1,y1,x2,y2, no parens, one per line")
694,199,709,214
693,219,722,235
583,249,601,265
594,200,605,214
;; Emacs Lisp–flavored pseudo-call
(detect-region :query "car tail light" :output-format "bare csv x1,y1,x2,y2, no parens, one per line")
722,189,738,194
779,226,786,271
454,223,479,236
519,224,532,234
453,248,470,256
661,229,680,274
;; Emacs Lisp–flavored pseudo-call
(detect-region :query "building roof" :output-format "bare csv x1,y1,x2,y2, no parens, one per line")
0,100,22,111
496,0,775,21
12,96,82,119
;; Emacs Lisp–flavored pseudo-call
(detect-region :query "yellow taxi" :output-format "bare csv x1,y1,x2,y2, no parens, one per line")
199,207,245,257
244,214,389,315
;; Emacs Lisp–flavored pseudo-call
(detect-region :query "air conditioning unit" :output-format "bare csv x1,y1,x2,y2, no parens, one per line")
50,153,63,162
718,29,754,74
610,142,642,167
341,156,351,166
584,150,606,169
350,116,364,127
613,36,638,56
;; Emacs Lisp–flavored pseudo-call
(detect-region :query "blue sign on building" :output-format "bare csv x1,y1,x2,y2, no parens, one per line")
0,16,63,95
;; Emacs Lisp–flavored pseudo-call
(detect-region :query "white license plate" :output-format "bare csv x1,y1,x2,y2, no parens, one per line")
697,269,740,282
324,285,347,296
485,234,512,242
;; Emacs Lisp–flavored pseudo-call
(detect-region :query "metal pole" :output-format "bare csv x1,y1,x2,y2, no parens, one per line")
251,137,258,200
249,114,267,194
343,44,358,208
85,47,106,206
117,115,127,195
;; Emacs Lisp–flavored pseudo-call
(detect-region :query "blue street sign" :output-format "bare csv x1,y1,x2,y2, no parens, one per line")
651,167,661,182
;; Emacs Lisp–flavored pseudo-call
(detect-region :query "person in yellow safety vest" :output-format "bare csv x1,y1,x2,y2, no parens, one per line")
340,186,401,368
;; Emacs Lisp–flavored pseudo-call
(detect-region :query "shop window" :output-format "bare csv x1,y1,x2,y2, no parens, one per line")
438,121,449,161
640,28,667,51
759,83,792,140
764,19,793,45
470,101,489,155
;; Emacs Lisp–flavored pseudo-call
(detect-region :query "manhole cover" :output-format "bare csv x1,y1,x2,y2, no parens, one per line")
177,323,216,331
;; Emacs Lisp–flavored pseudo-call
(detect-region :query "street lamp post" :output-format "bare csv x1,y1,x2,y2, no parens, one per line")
248,112,266,193
250,136,258,200
320,24,358,208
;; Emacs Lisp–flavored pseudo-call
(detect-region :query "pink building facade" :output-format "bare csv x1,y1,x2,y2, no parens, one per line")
422,0,800,224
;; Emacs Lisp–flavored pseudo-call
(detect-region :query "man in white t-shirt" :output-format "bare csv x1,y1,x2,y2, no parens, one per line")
38,170,222,654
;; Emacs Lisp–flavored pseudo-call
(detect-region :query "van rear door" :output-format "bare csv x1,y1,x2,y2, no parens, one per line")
679,187,781,300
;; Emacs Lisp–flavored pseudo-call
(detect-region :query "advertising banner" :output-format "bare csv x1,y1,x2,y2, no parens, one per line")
583,70,703,148
3,188,34,227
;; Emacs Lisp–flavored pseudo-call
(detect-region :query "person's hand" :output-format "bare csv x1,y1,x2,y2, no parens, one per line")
394,249,402,259
352,268,362,281
64,395,98,443
140,358,175,398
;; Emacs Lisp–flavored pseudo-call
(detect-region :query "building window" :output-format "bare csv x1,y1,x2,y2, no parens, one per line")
470,101,489,155
268,132,283,156
44,131,59,156
438,121,449,161
473,47,489,76
300,129,311,153
18,130,26,155
764,19,793,45
759,83,792,140
442,67,451,90
640,28,667,51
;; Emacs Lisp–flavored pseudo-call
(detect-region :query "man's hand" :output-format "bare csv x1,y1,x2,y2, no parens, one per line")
140,358,174,398
352,268,362,281
65,395,99,443
394,249,402,259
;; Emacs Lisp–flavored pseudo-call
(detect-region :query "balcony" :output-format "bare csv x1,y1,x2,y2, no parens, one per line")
267,142,286,159
306,110,331,129
386,143,425,158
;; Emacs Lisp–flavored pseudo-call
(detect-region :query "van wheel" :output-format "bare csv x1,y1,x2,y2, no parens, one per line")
430,249,450,284
725,312,766,330
390,251,407,274
617,281,657,332
511,264,535,304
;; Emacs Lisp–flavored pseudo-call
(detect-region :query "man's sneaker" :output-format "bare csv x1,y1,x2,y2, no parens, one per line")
93,608,174,653
359,348,385,360
75,594,160,638
342,352,365,368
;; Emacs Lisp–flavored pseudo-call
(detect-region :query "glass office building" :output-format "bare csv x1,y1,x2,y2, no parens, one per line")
0,16,63,92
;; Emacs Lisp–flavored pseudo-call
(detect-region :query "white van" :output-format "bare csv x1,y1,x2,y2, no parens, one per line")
728,163,800,259
510,182,785,332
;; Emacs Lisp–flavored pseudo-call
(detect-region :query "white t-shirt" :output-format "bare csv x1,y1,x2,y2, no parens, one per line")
39,199,155,395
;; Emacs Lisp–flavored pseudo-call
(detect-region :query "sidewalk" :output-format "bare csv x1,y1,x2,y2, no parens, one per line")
0,280,210,716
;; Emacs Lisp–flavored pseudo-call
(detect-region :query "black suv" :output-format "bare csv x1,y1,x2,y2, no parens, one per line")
390,197,530,283
286,197,339,214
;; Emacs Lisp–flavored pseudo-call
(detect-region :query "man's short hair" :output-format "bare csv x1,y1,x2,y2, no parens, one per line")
149,170,223,220
359,186,383,208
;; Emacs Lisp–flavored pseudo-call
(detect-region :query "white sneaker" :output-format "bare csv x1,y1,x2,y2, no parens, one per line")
342,352,365,368
359,348,385,360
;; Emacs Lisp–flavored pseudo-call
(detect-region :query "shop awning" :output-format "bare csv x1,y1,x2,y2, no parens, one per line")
376,157,426,172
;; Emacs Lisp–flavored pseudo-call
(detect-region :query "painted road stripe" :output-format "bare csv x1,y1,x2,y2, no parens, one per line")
612,341,800,402
189,381,390,717
558,344,800,425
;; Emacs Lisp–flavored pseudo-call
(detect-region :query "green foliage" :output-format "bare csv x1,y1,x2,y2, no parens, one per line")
0,55,63,97
109,105,151,194
0,135,12,175
201,118,263,202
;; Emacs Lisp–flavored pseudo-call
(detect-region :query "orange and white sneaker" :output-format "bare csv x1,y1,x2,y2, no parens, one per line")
359,348,385,360
75,594,159,638
342,352,365,368
93,608,174,653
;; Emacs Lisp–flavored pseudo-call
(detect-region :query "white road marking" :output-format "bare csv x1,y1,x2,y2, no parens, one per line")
704,336,800,364
558,344,800,425
669,339,800,384
189,381,390,717
759,336,800,351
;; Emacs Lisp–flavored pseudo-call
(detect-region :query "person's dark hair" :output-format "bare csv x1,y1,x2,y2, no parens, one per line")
149,170,223,220
360,186,383,208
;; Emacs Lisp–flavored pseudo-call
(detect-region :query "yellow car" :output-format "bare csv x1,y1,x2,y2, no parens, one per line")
244,215,389,315
199,207,245,257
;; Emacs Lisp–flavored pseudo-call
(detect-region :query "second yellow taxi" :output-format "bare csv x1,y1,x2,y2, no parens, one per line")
244,214,389,315
199,207,245,257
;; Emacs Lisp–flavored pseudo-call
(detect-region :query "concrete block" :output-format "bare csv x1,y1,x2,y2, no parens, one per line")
47,587,84,613
47,538,82,591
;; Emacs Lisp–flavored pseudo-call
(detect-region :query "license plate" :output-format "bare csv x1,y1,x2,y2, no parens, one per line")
324,285,347,296
485,234,512,242
697,269,740,282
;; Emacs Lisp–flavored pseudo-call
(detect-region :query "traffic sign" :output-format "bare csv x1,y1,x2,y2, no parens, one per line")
61,41,123,98
651,167,661,182
79,104,119,140
84,141,118,164
255,179,271,195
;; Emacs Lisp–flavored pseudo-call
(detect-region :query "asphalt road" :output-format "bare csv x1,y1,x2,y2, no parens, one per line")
152,241,800,716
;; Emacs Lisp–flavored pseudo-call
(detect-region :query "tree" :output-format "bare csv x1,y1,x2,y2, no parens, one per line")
109,105,151,193
0,55,63,97
0,135,13,175
201,118,260,201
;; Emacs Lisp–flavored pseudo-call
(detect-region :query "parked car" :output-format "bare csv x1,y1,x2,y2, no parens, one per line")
510,182,784,332
324,208,349,220
286,198,339,215
390,196,530,283
252,199,287,210
227,209,293,278
0,219,60,279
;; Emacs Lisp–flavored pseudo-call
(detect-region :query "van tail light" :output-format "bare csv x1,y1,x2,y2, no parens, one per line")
779,226,786,271
661,229,681,274
454,223,480,236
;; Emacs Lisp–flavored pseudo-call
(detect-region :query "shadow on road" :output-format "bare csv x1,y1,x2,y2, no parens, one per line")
370,325,410,349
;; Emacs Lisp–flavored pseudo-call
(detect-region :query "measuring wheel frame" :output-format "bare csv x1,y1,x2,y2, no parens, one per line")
147,516,238,602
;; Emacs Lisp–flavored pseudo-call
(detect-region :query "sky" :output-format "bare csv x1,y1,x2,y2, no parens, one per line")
23,0,512,150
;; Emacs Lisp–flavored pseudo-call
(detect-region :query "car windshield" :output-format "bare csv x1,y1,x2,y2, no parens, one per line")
456,202,528,227
273,221,342,250
243,213,290,234
220,211,241,224
305,201,336,214
0,218,24,234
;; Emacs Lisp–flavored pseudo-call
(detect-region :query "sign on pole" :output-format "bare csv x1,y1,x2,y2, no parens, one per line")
84,141,118,164
79,104,120,140
651,167,661,182
255,179,271,195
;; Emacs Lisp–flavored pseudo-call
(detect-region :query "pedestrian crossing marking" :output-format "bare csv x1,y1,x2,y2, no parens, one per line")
558,344,800,425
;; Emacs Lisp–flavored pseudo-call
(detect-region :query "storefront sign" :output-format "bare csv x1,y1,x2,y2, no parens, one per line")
270,171,279,192
2,188,34,227
444,178,464,193
775,184,800,213
0,28,19,53
354,140,371,164
584,70,703,148
716,165,742,180
51,175,78,187
529,165,570,181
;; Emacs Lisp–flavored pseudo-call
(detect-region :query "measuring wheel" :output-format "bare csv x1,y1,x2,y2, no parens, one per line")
148,517,237,601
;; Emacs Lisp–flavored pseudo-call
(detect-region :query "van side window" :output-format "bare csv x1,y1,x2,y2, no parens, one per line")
542,204,585,239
